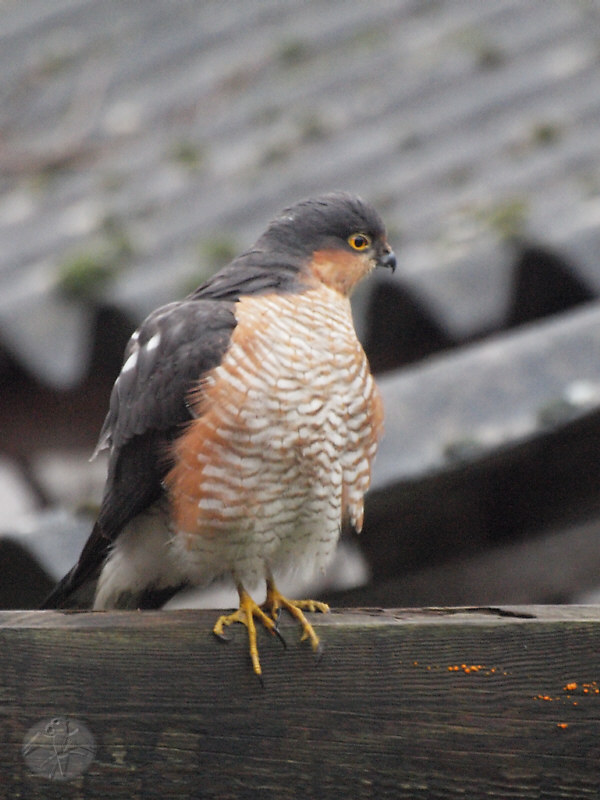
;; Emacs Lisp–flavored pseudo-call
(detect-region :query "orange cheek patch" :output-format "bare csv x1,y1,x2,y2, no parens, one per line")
309,249,373,295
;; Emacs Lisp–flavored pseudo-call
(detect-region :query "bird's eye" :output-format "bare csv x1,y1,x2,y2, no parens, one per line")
348,233,371,251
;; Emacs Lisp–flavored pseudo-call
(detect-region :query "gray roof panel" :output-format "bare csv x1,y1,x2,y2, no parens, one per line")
1,0,600,384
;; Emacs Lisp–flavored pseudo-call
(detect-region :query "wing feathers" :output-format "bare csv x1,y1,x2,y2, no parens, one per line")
42,297,237,608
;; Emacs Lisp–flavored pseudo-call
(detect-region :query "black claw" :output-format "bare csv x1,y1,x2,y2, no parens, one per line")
272,607,283,629
213,630,231,643
257,673,265,689
272,625,287,650
314,642,324,665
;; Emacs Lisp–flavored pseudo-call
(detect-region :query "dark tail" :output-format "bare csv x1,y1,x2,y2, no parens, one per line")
40,520,108,609
40,520,187,610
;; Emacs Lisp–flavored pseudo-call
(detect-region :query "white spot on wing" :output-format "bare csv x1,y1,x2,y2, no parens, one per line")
122,349,138,374
146,332,161,352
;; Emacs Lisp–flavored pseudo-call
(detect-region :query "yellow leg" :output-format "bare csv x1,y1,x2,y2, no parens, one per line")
264,578,329,652
213,584,282,678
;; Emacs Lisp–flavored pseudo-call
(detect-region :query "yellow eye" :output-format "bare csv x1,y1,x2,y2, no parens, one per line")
348,233,371,251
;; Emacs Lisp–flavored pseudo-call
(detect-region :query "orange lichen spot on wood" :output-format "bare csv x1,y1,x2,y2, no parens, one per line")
557,723,569,730
535,694,555,701
446,663,494,675
564,682,577,691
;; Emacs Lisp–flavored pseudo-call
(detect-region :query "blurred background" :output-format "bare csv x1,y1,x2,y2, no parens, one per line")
2,0,600,610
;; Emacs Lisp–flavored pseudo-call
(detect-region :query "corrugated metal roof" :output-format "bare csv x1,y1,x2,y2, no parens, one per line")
1,0,600,386
4,0,600,610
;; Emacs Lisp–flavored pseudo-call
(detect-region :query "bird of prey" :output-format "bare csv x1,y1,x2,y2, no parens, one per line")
42,192,396,677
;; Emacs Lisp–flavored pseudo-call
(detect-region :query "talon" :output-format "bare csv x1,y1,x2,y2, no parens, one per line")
273,626,287,650
264,578,329,654
213,580,329,676
212,584,280,678
314,641,324,665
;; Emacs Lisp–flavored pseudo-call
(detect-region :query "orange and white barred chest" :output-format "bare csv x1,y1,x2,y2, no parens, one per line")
167,284,383,589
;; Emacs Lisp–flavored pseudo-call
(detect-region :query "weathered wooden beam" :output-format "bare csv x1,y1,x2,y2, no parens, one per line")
2,607,600,798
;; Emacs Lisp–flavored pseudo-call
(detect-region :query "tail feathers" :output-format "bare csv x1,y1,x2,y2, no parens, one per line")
115,583,189,610
40,516,189,611
41,572,187,610
40,568,98,609
40,518,110,610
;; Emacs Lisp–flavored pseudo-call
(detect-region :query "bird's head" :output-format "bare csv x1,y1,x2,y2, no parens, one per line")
258,192,396,296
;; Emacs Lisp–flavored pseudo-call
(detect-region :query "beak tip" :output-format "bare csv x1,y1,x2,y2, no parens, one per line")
380,251,397,273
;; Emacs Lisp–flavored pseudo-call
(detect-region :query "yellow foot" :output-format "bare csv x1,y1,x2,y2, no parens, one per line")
264,579,329,652
213,585,284,678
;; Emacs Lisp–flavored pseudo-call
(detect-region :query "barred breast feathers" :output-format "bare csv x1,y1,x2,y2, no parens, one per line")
166,284,382,544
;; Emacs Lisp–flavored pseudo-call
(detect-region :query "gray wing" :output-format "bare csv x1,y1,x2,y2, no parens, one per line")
41,298,236,607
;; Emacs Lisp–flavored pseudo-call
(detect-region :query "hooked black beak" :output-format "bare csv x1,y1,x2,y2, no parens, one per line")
378,247,397,273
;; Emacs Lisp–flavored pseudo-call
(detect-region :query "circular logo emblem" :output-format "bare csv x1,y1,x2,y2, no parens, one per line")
22,717,96,781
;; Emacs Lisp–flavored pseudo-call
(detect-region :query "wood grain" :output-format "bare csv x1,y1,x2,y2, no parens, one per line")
2,607,600,798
